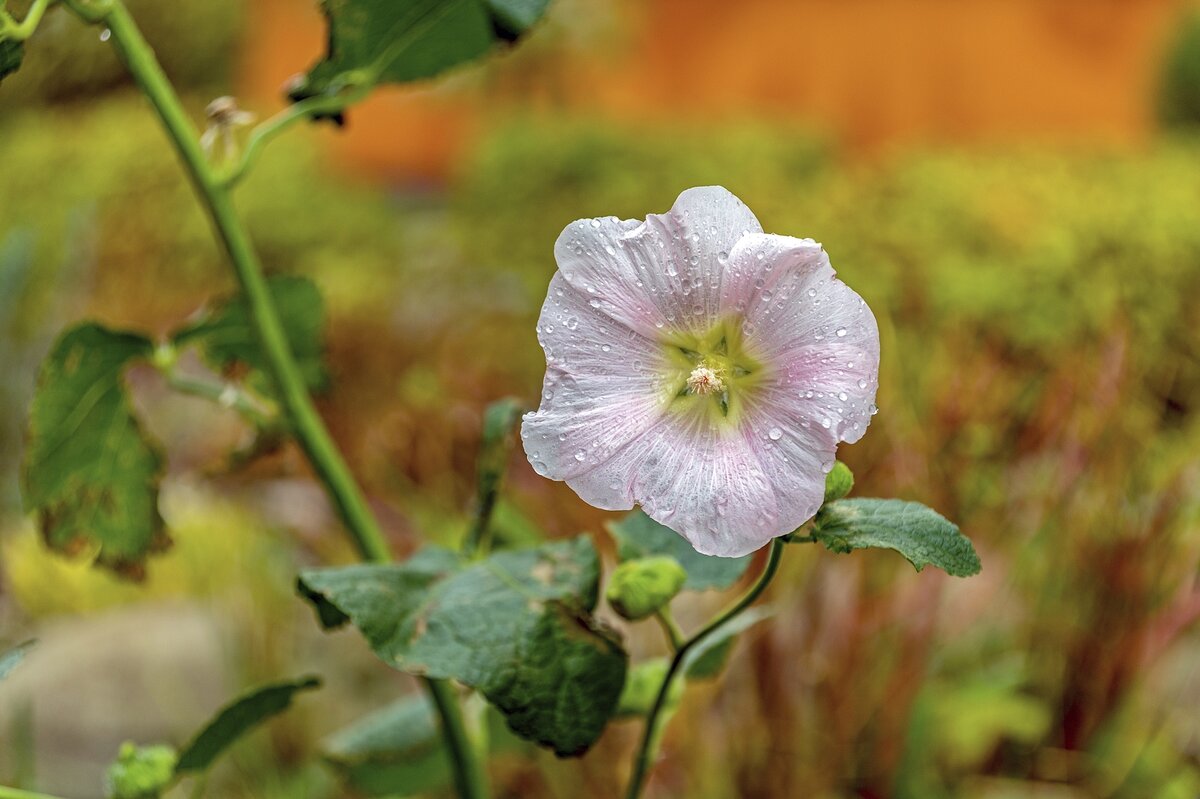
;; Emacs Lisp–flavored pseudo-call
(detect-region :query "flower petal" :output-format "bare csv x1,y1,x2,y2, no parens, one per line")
554,187,762,337
521,274,677,483
724,233,880,443
565,408,782,558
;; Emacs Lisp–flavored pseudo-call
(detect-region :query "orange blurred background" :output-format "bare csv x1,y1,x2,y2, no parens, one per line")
242,0,1183,181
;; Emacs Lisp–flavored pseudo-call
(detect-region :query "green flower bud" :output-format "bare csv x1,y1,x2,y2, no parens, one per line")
106,741,177,799
823,460,855,503
606,556,687,621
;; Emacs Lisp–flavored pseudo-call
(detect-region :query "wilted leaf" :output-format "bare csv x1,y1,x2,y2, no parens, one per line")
173,275,326,393
812,498,981,577
608,510,751,591
22,324,168,579
175,676,322,774
299,538,627,756
288,0,551,104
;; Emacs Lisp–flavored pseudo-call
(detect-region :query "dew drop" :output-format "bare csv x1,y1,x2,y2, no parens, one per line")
768,427,783,441
820,460,835,474
838,391,848,401
590,219,601,228
601,344,611,352
821,417,832,429
99,28,111,41
836,327,847,337
857,379,868,389
574,451,586,462
565,316,579,330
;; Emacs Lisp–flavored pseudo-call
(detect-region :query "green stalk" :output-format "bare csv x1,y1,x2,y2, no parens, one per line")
62,2,488,796
0,0,52,40
624,538,787,799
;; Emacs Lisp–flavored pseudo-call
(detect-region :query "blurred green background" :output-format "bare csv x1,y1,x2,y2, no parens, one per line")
2,0,1200,797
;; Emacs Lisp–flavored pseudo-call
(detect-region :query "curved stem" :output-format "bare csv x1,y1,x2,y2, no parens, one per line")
71,3,487,797
0,0,53,40
97,0,388,563
217,93,358,189
654,608,685,652
161,370,276,430
624,538,786,799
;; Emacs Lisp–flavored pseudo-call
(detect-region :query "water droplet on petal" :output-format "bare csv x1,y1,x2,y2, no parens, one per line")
565,316,579,330
574,451,586,462
768,427,783,441
590,219,601,228
858,379,868,389
838,391,848,401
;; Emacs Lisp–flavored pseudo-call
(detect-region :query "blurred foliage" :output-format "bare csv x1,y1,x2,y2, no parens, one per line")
0,0,242,108
1159,5,1200,129
2,92,1200,797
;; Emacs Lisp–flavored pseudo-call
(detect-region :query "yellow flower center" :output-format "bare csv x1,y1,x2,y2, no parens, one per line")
662,319,765,426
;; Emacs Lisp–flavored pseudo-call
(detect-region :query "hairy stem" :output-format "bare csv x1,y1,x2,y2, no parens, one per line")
65,2,487,796
624,538,787,799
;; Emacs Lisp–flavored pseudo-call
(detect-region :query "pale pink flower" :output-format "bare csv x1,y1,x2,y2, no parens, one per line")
522,187,880,558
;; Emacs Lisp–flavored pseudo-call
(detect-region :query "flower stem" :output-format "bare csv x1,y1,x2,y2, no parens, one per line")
216,93,360,189
0,0,52,40
654,608,685,652
67,2,487,796
624,538,787,799
95,0,387,562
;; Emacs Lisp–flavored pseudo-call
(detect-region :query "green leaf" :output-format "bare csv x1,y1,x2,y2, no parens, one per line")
298,538,628,756
324,695,525,797
812,499,981,577
0,640,34,681
173,275,326,393
0,38,22,85
324,694,451,797
683,606,774,680
175,676,322,774
22,323,169,580
608,511,751,591
106,742,178,799
288,0,550,104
